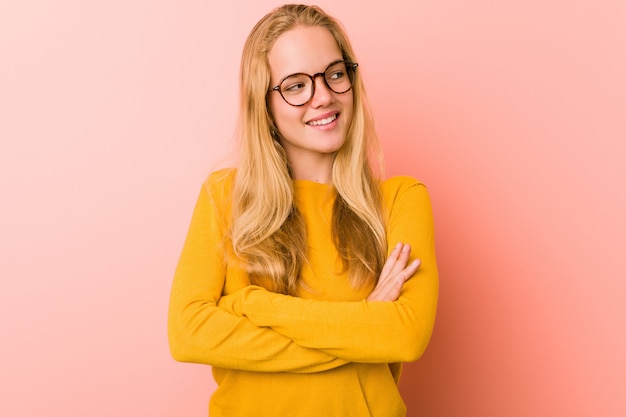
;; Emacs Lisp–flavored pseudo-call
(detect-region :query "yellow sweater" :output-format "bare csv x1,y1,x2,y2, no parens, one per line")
168,169,439,417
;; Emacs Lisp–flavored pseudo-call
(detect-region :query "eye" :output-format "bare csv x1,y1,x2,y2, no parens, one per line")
326,62,348,82
283,82,306,93
280,74,310,95
328,70,345,80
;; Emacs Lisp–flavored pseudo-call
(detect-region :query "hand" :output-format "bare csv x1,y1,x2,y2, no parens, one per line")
367,242,421,302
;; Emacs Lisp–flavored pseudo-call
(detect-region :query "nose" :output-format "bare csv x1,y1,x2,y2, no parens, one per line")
309,74,333,107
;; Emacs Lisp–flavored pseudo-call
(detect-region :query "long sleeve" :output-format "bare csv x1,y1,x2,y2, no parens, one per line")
167,170,348,373
218,177,439,363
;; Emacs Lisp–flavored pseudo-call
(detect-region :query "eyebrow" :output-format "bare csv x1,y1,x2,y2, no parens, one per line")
274,59,345,84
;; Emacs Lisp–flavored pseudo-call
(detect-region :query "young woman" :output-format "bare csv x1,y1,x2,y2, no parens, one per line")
168,4,438,416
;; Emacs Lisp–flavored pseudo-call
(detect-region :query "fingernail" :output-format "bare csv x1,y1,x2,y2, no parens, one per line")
395,242,402,249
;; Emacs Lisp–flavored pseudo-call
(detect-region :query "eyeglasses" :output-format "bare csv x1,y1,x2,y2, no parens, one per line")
270,60,358,107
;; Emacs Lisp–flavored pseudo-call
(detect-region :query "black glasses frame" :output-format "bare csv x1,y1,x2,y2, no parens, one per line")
270,60,359,107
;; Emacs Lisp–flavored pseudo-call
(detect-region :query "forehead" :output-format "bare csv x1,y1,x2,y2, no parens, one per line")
268,26,343,82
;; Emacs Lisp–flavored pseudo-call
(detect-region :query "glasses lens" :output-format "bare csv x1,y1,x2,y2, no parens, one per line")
278,62,357,106
325,61,353,94
279,74,312,106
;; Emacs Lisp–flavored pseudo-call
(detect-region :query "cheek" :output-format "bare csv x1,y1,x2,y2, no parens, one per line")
269,99,302,129
267,96,280,125
343,95,355,123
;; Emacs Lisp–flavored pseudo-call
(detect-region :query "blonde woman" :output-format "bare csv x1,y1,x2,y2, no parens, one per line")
168,4,438,416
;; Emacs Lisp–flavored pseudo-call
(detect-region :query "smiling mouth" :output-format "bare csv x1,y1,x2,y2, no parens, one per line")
307,113,338,126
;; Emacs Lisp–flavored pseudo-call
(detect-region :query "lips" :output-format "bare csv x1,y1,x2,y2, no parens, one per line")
306,112,339,126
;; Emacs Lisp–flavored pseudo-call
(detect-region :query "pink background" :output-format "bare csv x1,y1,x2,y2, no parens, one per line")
1,1,624,416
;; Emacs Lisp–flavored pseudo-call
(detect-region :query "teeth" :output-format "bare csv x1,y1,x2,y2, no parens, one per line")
309,114,337,126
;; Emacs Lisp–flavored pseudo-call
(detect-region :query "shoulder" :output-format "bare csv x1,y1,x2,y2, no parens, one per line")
202,168,236,197
381,175,428,201
380,175,434,222
205,168,236,188
194,168,237,214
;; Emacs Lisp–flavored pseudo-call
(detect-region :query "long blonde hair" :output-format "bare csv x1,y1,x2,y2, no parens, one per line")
231,4,386,295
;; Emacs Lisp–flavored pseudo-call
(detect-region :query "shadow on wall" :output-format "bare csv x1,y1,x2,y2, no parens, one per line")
385,107,584,417
397,235,582,417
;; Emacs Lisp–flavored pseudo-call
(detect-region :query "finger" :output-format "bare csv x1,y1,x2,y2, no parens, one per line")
368,258,422,302
386,243,412,277
368,278,401,301
371,262,411,301
401,259,421,282
375,273,406,302
376,244,412,293
378,242,404,279
381,259,421,296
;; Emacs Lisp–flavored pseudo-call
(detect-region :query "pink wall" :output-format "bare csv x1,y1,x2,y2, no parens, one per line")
1,1,624,416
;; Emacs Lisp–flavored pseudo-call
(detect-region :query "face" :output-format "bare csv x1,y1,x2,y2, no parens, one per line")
267,25,354,180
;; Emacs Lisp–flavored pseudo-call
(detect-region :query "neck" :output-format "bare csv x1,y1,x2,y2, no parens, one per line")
288,155,334,184
291,169,331,183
